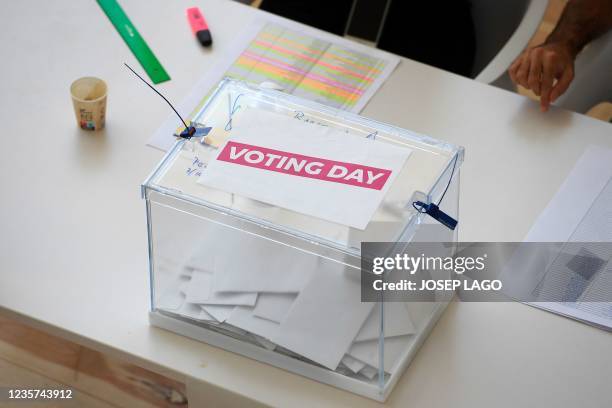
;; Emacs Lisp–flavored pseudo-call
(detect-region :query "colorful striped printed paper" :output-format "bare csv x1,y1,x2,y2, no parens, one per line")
226,23,389,110
166,21,400,142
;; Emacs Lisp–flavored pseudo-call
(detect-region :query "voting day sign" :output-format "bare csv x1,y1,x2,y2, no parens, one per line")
216,141,393,190
198,109,411,229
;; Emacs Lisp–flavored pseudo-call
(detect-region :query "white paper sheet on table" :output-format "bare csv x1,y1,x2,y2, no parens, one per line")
147,16,400,151
198,109,411,229
522,145,612,331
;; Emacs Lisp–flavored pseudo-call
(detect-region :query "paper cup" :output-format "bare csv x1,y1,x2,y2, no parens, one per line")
70,77,107,131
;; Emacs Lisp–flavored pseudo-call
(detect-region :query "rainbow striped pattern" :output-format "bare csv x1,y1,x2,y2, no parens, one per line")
226,23,387,109
177,23,391,136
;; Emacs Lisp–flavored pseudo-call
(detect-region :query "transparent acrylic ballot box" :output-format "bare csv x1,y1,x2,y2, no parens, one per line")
142,79,463,401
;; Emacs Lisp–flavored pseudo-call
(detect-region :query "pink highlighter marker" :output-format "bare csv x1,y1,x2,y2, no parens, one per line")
187,7,212,47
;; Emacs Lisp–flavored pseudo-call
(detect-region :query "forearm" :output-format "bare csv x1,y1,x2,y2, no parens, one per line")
546,0,612,56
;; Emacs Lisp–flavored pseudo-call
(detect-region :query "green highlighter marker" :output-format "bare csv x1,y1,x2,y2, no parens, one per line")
97,0,170,84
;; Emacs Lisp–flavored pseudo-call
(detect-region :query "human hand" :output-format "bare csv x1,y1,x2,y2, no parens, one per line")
509,42,576,112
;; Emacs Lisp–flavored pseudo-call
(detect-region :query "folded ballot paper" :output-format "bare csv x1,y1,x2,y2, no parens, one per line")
152,206,420,378
158,239,418,376
145,80,462,398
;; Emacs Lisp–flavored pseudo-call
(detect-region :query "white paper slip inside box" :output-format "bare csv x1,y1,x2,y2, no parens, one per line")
341,355,367,374
252,334,277,351
177,302,215,322
183,270,258,306
201,305,235,323
271,264,374,370
347,335,414,374
359,365,379,380
252,293,297,323
198,109,411,229
212,231,317,293
354,302,415,342
226,305,281,341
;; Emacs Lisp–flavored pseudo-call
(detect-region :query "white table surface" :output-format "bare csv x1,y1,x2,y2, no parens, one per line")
1,0,611,407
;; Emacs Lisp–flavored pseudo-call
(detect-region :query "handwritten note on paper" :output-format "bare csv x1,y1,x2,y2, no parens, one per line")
198,109,411,229
157,144,234,207
185,155,206,178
